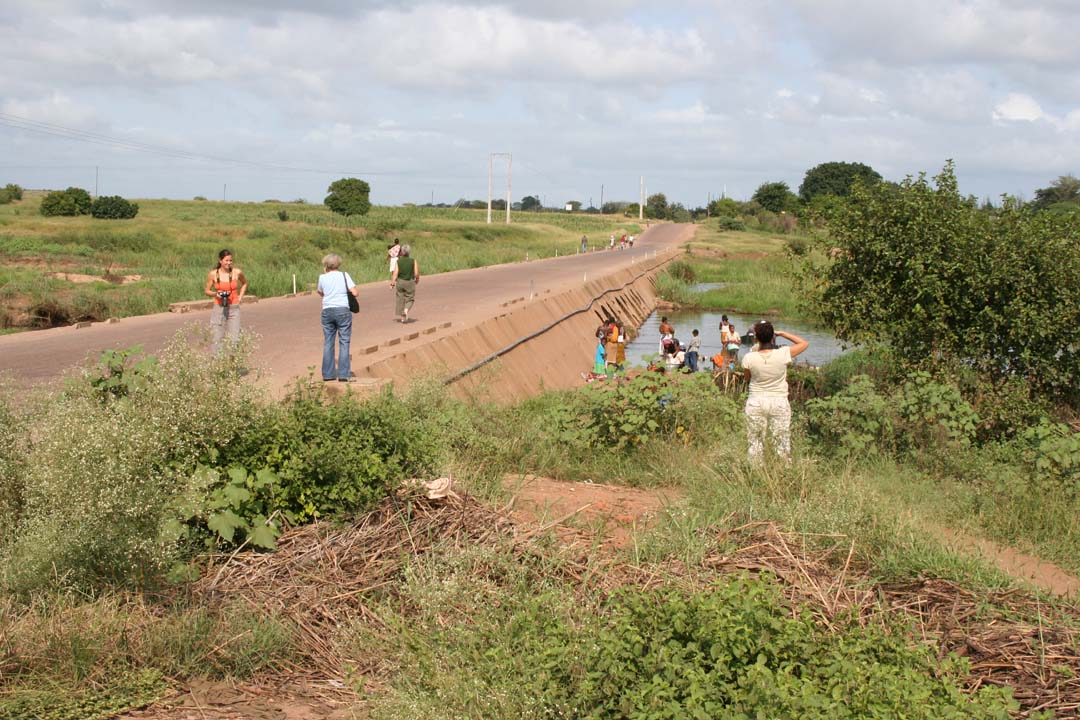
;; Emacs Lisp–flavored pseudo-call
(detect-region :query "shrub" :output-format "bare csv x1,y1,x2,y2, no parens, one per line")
1019,421,1080,500
895,371,979,451
39,190,81,216
214,380,445,524
666,259,696,283
785,235,809,255
804,374,893,457
0,188,11,205
277,209,289,222
575,577,1016,719
90,195,139,219
714,215,746,231
0,337,260,594
3,183,23,201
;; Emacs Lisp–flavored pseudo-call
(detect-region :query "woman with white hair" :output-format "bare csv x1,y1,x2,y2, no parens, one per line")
317,253,360,382
390,243,420,323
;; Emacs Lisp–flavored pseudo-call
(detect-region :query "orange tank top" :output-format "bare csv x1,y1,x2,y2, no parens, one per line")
213,270,240,305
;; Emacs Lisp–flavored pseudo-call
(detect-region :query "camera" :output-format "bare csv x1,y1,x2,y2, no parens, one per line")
217,290,231,304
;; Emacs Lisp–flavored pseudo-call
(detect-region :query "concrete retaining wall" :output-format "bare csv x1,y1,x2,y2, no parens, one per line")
357,249,677,403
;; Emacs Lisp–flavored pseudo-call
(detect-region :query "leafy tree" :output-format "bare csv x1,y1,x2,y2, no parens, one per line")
799,161,882,202
1031,174,1080,211
324,178,372,216
646,192,669,219
708,197,739,217
40,190,80,216
623,202,641,217
565,200,582,211
800,161,1080,404
752,181,798,213
669,203,691,223
65,187,92,214
601,201,630,215
0,189,11,205
1,183,22,202
520,195,541,211
90,195,139,219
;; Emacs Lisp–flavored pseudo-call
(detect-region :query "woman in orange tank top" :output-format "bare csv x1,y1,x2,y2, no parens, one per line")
204,248,247,353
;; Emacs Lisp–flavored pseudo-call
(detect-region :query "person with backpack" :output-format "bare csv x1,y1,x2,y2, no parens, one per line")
317,253,360,382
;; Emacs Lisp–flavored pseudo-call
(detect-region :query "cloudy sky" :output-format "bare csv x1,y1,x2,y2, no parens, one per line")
2,0,1079,207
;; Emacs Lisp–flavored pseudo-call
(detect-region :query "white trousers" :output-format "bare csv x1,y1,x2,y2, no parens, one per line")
745,394,792,461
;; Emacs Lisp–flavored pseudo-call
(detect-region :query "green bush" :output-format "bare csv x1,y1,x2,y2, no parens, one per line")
804,375,894,457
2,183,23,202
0,188,11,205
665,259,696,283
554,371,737,450
214,380,445,523
895,371,979,451
574,577,1016,719
90,195,139,219
39,190,81,217
1019,421,1080,500
714,215,746,231
277,209,289,222
0,338,260,594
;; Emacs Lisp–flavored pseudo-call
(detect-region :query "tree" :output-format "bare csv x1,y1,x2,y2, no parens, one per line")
566,200,582,212
1031,174,1080,211
602,201,629,215
520,195,541,211
623,203,641,217
90,195,139,219
798,161,882,202
324,178,371,216
1,183,22,203
65,187,92,214
646,193,669,219
752,181,797,213
800,161,1080,404
41,191,78,216
708,197,739,217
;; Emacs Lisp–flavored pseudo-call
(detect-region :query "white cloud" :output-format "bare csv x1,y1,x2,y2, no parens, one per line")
993,93,1048,123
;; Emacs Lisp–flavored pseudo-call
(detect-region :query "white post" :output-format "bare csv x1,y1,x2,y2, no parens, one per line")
505,153,512,224
487,155,493,224
639,176,644,220
292,274,297,296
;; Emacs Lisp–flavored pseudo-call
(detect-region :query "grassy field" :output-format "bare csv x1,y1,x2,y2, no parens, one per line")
1,352,1076,718
0,194,641,330
656,220,812,320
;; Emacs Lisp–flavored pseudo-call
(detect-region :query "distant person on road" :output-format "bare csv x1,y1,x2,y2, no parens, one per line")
391,244,420,323
580,235,588,253
387,238,400,277
609,234,615,250
204,248,247,354
628,234,635,247
317,253,359,382
742,320,808,463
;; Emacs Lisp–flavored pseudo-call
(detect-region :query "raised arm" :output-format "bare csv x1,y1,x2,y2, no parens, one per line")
777,330,809,358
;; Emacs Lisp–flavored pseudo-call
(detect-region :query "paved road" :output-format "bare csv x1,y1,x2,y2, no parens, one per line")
0,224,693,393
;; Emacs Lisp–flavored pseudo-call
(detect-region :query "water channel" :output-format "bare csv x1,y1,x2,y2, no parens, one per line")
624,284,851,369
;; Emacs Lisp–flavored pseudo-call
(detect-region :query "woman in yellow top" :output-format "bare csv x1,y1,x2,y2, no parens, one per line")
741,320,808,462
204,248,247,353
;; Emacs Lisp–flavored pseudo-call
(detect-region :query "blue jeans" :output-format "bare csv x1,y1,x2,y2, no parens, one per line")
686,350,699,372
321,307,353,380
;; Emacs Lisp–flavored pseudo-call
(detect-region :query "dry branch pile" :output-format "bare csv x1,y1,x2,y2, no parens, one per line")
195,495,1080,717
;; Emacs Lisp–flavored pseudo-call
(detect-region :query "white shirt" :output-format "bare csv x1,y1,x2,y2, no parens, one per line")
318,271,356,310
743,346,792,396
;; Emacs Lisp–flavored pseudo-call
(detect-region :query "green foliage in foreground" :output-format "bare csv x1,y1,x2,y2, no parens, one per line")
361,568,1020,719
0,669,165,720
801,161,1080,406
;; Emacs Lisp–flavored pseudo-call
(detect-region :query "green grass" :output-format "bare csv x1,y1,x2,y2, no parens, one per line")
0,196,641,328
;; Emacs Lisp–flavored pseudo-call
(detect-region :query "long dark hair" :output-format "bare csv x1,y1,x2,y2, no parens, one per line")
754,320,777,350
215,248,233,269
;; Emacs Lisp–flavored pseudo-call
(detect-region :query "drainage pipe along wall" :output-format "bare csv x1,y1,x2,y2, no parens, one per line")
360,248,680,403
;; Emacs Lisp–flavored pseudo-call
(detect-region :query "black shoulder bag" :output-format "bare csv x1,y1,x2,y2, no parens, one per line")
341,271,359,313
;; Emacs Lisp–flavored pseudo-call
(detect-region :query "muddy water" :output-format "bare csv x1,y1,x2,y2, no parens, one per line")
624,305,850,369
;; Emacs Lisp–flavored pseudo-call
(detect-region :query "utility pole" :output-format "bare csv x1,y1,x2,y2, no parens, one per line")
94,166,99,198
487,152,512,224
223,184,227,202
639,176,644,220
600,184,604,214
